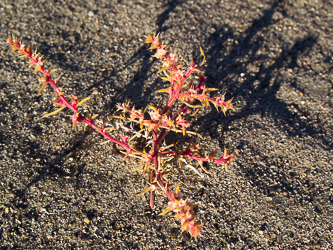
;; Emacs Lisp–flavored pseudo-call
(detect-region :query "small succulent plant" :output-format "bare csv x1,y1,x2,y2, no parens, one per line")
6,34,234,238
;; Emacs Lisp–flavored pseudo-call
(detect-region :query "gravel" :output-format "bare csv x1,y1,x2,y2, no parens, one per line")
0,0,332,249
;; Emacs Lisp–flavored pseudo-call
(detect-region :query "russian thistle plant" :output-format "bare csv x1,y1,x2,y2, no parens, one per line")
6,34,234,238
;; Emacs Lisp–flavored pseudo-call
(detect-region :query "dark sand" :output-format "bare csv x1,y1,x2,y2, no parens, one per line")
1,0,332,249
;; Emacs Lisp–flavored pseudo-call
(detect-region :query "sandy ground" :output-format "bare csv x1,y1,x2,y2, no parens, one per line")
0,0,332,249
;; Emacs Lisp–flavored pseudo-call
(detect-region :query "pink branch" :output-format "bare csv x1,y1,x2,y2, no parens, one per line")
7,37,133,153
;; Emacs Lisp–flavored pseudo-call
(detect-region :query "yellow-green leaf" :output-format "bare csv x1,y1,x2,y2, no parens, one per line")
42,106,66,118
135,187,152,195
206,88,219,91
133,166,142,171
38,82,48,94
161,77,170,81
157,88,169,93
181,101,202,108
199,46,205,66
104,127,115,131
165,119,175,127
157,67,167,74
49,68,58,75
159,207,171,216
77,96,91,107
148,105,158,111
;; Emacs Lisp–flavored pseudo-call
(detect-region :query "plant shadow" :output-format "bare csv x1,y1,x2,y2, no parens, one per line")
191,0,331,201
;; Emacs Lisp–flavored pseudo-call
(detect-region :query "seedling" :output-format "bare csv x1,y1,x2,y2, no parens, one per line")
6,34,234,238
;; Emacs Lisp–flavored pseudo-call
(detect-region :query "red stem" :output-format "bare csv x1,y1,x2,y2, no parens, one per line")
150,170,155,209
15,41,133,152
151,125,174,203
161,67,196,114
159,150,231,164
155,103,186,146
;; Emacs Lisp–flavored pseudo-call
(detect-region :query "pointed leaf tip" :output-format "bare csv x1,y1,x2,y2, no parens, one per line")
199,46,205,67
42,106,66,118
76,96,91,107
38,82,48,94
49,68,58,75
135,187,152,195
159,207,171,216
